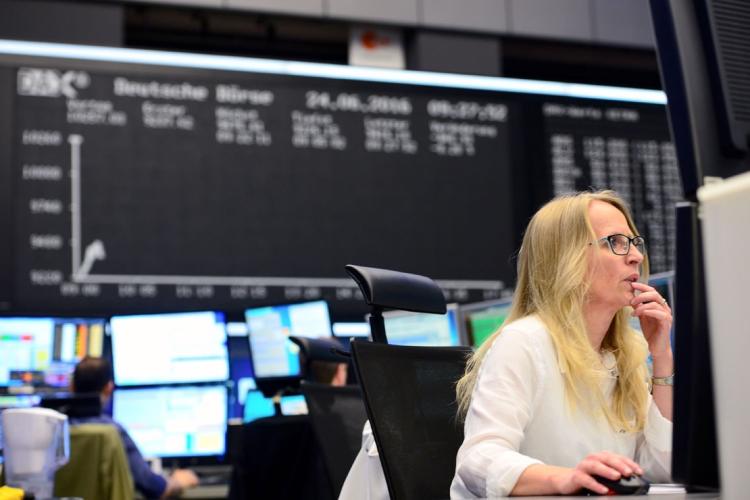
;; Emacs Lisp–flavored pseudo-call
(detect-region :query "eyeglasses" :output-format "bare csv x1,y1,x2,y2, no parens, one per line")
591,234,646,256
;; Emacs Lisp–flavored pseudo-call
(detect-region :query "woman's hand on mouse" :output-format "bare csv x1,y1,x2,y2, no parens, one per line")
550,451,643,495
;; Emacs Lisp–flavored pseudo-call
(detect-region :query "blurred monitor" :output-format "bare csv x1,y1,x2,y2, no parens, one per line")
245,300,332,378
242,377,308,423
225,321,248,337
380,304,463,347
0,394,41,409
332,322,371,339
459,298,513,348
110,311,228,386
0,317,106,389
113,384,227,459
648,271,674,307
629,272,676,343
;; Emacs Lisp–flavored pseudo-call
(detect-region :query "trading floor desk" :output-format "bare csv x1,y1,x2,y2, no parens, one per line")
182,484,229,499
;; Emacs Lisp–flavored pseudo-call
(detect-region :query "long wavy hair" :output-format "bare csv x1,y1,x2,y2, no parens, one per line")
456,190,651,432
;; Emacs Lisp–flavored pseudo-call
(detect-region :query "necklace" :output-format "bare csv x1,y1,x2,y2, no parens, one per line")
599,350,618,376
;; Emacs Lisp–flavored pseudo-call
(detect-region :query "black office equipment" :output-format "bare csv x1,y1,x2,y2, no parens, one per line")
669,202,719,492
351,341,472,500
228,415,332,500
345,264,471,500
40,392,101,418
584,475,650,496
301,383,368,498
649,0,750,493
0,41,682,315
649,0,749,199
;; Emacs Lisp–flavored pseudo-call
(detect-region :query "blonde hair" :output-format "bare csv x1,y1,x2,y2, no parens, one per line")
456,190,650,432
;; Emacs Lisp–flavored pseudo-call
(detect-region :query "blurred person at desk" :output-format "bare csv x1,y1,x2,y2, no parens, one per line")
71,356,200,499
299,336,349,387
452,190,673,497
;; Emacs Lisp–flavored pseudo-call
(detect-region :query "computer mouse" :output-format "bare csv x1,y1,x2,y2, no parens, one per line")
583,474,650,495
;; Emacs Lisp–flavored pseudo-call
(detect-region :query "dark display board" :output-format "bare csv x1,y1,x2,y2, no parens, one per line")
542,101,681,271
0,46,681,317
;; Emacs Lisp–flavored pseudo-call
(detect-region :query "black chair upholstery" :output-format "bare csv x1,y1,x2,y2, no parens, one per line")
301,383,368,498
351,341,472,500
345,264,446,314
40,393,101,418
290,336,348,365
228,415,333,500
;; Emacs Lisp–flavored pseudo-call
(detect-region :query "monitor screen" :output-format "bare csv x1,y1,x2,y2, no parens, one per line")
460,298,513,347
112,384,227,459
245,300,332,378
0,394,41,409
628,272,675,344
332,322,371,339
242,378,308,423
0,317,106,388
381,304,462,347
110,311,228,386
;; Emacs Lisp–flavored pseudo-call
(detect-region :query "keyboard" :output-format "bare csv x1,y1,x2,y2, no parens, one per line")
193,465,232,487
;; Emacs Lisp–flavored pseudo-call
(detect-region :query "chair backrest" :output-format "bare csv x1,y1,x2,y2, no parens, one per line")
351,341,472,500
40,393,101,418
345,264,446,344
54,423,133,500
301,383,368,497
228,415,332,500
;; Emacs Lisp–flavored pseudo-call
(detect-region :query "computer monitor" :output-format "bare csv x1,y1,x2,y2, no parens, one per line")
332,322,371,339
380,304,463,347
459,298,513,348
648,0,750,492
112,384,227,459
110,311,229,387
245,300,332,378
0,394,41,409
628,272,676,339
0,316,106,389
241,377,308,423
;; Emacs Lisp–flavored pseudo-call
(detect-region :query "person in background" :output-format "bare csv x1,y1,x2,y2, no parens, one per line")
295,336,349,386
71,356,200,499
307,348,348,387
452,190,673,497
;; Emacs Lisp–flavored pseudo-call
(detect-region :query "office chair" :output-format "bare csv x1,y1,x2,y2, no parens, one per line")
228,415,332,500
40,393,101,418
54,423,134,500
345,264,446,344
345,264,473,500
301,383,368,498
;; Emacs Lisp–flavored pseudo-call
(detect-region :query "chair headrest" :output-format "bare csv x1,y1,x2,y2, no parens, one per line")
40,393,102,418
290,336,348,363
345,264,446,314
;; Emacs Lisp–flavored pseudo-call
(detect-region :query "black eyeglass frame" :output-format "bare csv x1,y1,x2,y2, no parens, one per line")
590,233,647,256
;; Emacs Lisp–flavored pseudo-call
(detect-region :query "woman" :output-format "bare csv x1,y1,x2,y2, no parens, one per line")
451,190,673,497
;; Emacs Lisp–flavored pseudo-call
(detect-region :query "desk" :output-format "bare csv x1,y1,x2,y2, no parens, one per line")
182,484,229,499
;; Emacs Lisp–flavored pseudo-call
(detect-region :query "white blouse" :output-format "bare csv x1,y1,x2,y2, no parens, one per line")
450,315,672,498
